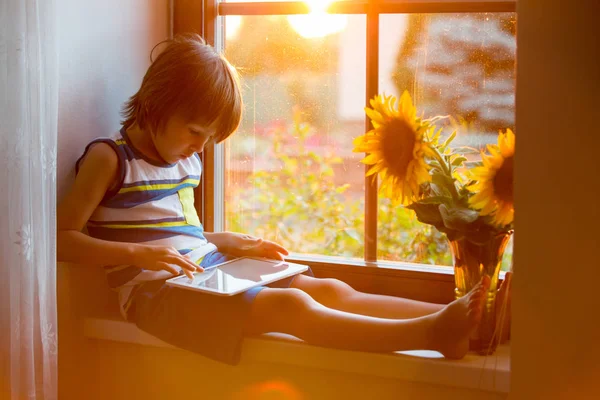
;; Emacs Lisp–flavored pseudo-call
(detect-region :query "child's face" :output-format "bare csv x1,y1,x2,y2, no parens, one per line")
152,114,217,163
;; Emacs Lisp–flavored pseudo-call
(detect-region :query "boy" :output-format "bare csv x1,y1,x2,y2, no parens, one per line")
58,33,493,365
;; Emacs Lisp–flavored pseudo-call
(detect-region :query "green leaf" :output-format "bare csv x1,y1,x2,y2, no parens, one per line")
427,160,444,173
431,127,442,144
439,204,480,231
427,182,452,198
441,131,457,150
406,202,444,227
413,195,452,205
432,172,457,197
451,155,467,167
452,146,480,155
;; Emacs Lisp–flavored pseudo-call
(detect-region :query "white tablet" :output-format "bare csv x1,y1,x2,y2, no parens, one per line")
165,257,309,296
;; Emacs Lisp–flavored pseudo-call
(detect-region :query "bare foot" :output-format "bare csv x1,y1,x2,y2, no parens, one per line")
496,271,512,343
429,276,491,359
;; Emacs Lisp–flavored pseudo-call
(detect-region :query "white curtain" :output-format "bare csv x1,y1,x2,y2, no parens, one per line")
0,0,59,399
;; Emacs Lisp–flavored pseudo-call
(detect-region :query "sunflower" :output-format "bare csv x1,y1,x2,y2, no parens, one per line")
353,91,433,205
468,129,515,227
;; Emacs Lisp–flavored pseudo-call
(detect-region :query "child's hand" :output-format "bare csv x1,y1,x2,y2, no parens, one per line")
134,245,203,279
223,233,289,261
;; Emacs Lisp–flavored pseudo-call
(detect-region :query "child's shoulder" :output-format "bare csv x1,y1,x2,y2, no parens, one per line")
77,140,119,174
82,130,125,152
76,130,124,173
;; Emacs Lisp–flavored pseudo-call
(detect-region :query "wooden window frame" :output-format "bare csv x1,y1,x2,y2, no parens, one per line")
175,0,514,302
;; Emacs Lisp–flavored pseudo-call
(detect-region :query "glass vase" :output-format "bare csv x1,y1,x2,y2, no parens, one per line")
448,231,512,355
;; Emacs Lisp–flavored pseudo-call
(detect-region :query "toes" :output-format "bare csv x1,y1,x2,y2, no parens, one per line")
470,291,483,304
469,302,481,313
467,306,483,323
471,275,491,293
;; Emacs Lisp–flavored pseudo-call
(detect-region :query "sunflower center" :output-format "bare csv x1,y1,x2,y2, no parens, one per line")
493,155,514,204
381,118,416,177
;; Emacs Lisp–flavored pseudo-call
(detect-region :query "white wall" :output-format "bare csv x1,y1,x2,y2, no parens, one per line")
511,0,600,399
56,1,169,398
57,0,170,198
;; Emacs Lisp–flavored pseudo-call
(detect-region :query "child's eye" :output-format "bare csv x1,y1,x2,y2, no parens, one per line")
189,129,201,136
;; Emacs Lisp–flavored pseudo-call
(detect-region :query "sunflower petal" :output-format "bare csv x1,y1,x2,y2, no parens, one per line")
480,198,497,216
366,162,385,176
365,107,385,126
499,128,515,158
400,90,416,121
361,152,382,165
493,202,514,226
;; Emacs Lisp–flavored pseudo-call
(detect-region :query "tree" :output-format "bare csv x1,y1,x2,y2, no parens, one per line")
394,13,517,135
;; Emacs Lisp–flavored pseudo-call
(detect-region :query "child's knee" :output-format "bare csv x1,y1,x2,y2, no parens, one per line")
273,288,314,315
313,278,355,301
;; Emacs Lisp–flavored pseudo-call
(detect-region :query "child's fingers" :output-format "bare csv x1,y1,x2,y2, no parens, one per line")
263,240,289,255
172,255,202,275
159,262,179,275
182,255,204,272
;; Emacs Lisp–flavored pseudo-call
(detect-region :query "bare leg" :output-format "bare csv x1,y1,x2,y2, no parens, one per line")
290,275,444,319
244,277,490,359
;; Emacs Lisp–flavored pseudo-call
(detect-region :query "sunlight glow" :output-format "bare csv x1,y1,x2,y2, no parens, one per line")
225,15,242,40
288,1,347,38
234,380,302,400
305,0,330,13
225,0,348,40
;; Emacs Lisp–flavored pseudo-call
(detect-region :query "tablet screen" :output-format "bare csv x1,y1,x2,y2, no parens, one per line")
167,257,307,295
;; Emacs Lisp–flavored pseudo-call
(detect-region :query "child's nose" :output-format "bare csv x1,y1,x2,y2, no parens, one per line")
191,139,208,153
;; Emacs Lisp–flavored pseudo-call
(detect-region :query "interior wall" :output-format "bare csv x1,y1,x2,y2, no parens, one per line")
56,1,170,399
511,0,600,399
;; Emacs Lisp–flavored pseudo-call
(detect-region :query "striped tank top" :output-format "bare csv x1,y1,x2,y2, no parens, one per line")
77,127,217,314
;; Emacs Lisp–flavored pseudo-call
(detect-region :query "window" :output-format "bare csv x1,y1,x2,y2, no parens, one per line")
205,0,516,273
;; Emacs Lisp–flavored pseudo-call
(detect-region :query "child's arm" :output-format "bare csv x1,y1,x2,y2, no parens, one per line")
58,143,201,277
204,232,288,261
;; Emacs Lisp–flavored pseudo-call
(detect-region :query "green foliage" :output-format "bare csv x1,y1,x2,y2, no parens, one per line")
226,113,452,265
407,141,513,245
378,199,451,265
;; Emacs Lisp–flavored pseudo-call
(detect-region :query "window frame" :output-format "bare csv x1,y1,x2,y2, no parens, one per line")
177,0,515,301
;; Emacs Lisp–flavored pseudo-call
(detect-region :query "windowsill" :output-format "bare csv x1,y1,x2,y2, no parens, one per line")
284,254,509,305
83,316,510,394
287,252,509,280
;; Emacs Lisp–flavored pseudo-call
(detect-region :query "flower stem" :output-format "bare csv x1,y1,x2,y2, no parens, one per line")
430,146,460,200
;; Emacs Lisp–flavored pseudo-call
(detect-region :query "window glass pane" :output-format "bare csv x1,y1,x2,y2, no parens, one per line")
221,0,353,2
377,13,516,268
223,14,367,259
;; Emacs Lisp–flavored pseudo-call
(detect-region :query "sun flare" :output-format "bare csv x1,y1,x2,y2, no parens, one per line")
287,0,347,39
